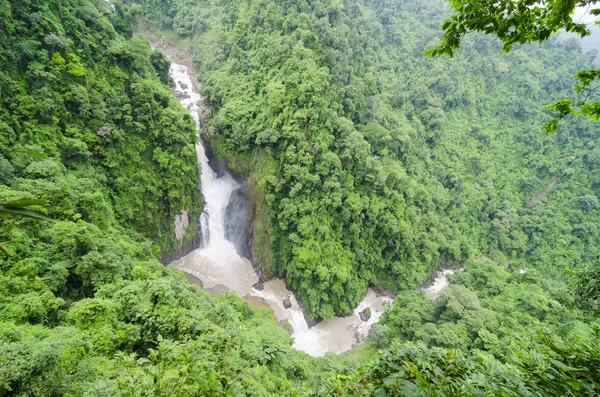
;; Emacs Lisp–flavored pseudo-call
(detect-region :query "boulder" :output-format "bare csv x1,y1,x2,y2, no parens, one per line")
243,295,268,308
283,297,292,309
253,281,264,291
359,307,371,322
209,284,230,296
184,272,203,288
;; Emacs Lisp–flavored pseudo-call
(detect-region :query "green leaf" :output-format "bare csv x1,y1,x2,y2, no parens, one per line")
11,148,47,158
0,206,52,221
1,198,48,207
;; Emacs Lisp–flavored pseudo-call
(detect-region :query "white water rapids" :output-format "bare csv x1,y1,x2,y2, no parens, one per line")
423,269,455,300
169,62,392,357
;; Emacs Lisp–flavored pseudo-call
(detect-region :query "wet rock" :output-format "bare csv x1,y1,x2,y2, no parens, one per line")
201,137,226,177
243,295,268,307
209,284,230,296
283,298,292,309
180,82,188,90
278,319,293,335
184,272,203,288
224,187,252,260
253,281,264,291
354,331,365,345
359,307,371,322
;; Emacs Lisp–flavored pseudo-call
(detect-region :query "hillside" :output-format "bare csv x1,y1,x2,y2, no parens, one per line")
0,1,334,395
1,0,600,395
140,0,600,321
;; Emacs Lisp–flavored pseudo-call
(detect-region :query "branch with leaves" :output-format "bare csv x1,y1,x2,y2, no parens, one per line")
544,69,600,132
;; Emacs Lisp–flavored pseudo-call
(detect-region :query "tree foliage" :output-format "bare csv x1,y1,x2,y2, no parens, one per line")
140,0,600,320
2,0,600,394
0,0,201,254
426,0,600,132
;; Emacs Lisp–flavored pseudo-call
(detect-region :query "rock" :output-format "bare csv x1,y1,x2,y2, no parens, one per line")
243,295,268,307
283,297,292,309
184,272,203,288
253,281,264,291
278,319,293,335
174,210,189,244
96,126,112,137
224,187,252,260
180,82,188,90
359,307,371,322
209,284,230,296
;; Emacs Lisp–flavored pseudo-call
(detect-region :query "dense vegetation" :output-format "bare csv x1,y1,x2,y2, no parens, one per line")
0,0,340,395
3,0,600,395
0,0,200,253
140,0,600,321
426,0,600,132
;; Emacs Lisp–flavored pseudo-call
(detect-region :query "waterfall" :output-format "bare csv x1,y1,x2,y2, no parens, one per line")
169,62,391,357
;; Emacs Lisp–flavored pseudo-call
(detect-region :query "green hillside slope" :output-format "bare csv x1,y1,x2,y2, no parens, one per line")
140,0,600,320
2,0,600,395
0,1,335,395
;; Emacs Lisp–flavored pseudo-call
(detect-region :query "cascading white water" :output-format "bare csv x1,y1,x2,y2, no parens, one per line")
169,62,391,357
170,63,258,295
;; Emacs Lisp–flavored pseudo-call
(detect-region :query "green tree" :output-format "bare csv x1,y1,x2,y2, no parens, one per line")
427,0,600,132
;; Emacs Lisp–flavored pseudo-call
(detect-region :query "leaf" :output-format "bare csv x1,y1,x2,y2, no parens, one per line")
549,359,584,373
1,198,48,207
11,148,47,158
0,206,52,221
567,380,582,390
542,119,559,134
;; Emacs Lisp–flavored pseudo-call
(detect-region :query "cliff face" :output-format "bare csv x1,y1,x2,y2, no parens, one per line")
211,142,276,279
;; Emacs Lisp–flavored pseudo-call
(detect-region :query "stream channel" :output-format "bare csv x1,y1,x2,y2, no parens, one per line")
167,61,457,357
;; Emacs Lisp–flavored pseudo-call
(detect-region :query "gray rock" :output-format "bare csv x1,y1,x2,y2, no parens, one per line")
283,298,292,309
224,187,252,260
209,284,230,296
184,272,203,288
359,307,371,322
243,294,268,307
253,282,264,291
